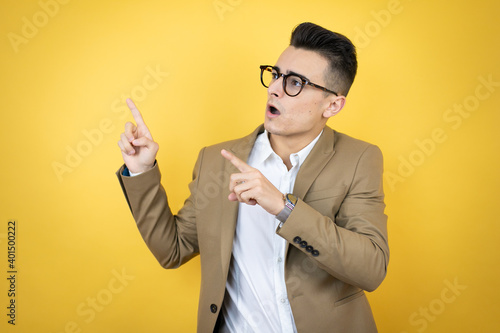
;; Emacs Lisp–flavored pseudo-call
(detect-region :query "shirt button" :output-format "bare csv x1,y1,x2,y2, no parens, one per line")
277,257,283,263
280,298,286,303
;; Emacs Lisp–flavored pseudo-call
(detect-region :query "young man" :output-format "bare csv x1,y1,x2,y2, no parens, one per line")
117,22,389,333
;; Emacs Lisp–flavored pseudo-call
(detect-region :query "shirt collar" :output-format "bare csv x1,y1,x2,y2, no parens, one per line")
252,130,324,168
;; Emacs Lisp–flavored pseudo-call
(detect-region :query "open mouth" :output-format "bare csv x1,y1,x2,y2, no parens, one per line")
268,104,281,116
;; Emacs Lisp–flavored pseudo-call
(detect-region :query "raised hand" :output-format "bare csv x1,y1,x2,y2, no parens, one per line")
221,149,285,215
117,99,159,173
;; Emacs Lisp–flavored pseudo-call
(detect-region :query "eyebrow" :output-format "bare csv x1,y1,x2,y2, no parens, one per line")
274,66,311,82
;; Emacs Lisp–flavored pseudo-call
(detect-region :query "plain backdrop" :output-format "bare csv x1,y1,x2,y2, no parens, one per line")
1,0,499,332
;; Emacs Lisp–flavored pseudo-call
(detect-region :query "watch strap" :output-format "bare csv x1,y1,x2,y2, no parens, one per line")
276,193,296,224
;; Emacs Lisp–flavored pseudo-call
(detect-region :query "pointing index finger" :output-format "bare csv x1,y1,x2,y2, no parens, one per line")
126,98,146,127
221,149,252,172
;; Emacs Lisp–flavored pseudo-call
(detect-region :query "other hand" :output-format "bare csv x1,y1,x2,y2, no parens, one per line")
221,149,285,215
117,99,159,173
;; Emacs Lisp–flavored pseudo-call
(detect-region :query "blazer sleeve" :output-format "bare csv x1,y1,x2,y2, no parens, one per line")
276,144,389,292
116,149,205,269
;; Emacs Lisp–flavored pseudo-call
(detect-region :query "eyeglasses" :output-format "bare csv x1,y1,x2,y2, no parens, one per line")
260,65,338,97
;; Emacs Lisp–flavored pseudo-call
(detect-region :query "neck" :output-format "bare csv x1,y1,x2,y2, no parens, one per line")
268,129,323,170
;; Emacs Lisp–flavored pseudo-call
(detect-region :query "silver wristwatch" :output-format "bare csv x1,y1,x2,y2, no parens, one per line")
276,193,298,224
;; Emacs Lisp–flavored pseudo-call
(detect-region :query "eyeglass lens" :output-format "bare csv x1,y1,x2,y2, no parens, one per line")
261,67,303,97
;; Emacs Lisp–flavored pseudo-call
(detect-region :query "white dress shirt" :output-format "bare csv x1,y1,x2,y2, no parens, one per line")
220,130,322,333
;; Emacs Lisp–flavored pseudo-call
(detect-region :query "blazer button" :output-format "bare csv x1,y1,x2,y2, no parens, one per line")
305,245,313,253
210,304,218,313
311,250,320,257
293,236,301,244
300,240,307,248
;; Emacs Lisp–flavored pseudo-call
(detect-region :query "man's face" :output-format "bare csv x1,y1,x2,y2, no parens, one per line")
264,46,343,147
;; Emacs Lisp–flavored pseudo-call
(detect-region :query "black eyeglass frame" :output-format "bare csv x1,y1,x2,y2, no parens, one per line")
260,65,338,97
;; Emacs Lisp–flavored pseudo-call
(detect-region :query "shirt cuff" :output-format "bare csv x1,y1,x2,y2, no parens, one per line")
122,162,156,177
121,167,144,177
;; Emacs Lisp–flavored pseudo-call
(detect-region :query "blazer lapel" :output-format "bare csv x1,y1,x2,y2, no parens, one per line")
220,125,264,278
284,127,336,258
293,126,336,199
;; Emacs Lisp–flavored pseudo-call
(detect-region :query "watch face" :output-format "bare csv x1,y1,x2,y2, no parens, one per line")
286,194,298,205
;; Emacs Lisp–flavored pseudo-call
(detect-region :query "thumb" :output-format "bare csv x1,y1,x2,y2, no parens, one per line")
132,137,159,151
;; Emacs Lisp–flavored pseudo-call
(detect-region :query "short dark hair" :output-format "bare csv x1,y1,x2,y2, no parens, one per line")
290,22,357,96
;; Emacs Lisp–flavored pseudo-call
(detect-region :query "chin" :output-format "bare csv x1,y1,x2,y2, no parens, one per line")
264,123,286,137
264,121,277,134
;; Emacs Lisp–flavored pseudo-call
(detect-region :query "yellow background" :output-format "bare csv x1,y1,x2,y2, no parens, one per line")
1,0,499,332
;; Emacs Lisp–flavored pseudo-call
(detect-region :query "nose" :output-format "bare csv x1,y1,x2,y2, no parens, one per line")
267,75,284,98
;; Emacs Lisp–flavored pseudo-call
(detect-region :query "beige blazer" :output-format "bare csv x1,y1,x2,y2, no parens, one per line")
117,125,389,333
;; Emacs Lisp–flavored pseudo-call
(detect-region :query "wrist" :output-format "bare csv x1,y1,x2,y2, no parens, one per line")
128,161,155,175
274,194,285,215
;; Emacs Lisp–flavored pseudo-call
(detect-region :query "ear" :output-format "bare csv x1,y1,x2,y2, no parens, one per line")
323,95,346,119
